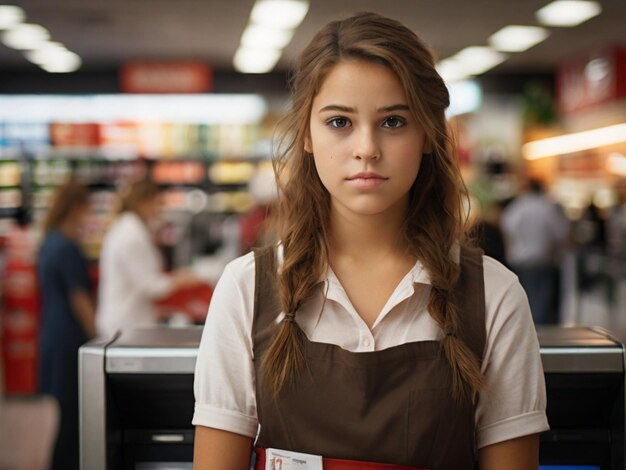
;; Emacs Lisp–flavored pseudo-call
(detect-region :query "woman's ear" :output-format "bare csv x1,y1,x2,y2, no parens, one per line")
304,134,313,154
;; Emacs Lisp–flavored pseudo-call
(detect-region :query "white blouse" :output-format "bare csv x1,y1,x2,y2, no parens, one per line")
193,249,549,449
96,212,172,337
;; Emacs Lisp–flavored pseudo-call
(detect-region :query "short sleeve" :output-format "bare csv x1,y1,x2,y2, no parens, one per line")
475,257,550,448
58,241,90,293
192,253,258,438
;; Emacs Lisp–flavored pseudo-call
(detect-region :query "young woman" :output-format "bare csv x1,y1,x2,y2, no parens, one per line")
96,179,197,337
193,12,548,470
38,179,96,470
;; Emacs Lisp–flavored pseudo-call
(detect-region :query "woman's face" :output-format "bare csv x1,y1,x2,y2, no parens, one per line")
306,59,427,219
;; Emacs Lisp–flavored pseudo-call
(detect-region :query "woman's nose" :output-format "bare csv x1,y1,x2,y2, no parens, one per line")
352,127,380,161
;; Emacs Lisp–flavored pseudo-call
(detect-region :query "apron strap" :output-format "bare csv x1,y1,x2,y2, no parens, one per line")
252,246,282,354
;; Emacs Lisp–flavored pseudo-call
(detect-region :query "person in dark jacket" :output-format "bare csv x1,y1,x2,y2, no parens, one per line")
37,179,95,470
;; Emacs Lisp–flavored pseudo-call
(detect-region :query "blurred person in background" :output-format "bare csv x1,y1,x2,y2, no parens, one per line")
501,178,569,324
607,179,626,275
239,161,278,253
470,200,508,268
96,179,199,337
37,179,95,470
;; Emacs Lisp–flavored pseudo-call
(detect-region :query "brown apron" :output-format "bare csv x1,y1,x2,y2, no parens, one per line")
252,246,486,470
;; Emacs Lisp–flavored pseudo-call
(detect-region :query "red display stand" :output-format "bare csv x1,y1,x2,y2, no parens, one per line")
1,259,40,394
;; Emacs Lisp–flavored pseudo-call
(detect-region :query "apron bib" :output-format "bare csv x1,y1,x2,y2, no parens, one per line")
252,246,485,470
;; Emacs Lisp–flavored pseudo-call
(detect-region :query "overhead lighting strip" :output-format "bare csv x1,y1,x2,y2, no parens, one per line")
522,123,626,160
536,0,602,27
233,0,309,74
0,3,82,73
437,0,602,84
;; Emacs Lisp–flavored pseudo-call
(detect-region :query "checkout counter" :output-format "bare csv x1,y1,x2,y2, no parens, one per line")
79,325,625,470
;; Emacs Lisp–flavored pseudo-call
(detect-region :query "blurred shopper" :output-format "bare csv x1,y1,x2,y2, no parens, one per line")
608,180,626,276
96,179,198,337
193,12,548,469
37,179,95,470
501,178,569,324
471,200,508,267
575,201,609,293
239,161,278,253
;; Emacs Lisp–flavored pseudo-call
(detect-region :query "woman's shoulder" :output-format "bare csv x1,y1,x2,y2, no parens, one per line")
41,230,78,253
223,250,257,283
481,254,534,335
481,254,518,289
112,212,142,232
104,212,146,245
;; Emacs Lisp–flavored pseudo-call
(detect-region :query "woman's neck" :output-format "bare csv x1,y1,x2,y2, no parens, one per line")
329,203,408,262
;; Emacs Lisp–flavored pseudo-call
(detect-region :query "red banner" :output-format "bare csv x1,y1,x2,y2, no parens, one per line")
120,61,212,94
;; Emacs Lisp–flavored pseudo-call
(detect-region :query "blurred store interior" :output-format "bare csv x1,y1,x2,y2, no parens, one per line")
0,0,626,468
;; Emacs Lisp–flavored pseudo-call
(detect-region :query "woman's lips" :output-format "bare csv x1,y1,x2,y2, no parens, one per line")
345,173,388,189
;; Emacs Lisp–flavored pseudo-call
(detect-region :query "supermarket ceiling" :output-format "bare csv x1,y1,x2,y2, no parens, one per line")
0,0,625,75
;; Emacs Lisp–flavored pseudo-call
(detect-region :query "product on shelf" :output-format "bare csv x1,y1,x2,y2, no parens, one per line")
0,161,21,187
208,161,256,185
0,94,269,262
206,191,254,213
99,122,141,160
153,161,205,184
50,123,100,148
0,123,50,158
0,189,22,209
33,160,71,186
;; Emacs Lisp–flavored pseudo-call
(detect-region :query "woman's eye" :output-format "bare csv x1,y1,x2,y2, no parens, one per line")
328,118,350,129
382,116,405,128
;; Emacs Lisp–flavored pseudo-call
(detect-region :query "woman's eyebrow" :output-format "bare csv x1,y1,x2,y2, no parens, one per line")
318,103,410,113
377,104,410,112
318,104,354,113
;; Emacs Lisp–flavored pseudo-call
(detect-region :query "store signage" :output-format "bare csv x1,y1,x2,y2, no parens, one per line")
557,46,626,114
120,61,212,93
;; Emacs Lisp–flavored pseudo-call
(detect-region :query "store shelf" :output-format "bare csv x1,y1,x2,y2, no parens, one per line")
0,93,273,262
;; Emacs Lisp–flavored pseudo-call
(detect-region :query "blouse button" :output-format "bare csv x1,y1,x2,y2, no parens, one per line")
362,338,371,348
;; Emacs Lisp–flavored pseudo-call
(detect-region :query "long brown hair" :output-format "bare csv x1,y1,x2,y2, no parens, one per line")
264,12,483,403
117,178,160,214
42,179,89,234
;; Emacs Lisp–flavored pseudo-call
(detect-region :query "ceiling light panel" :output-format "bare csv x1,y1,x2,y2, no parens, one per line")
453,46,508,75
251,0,309,29
234,47,281,74
241,24,294,49
235,0,309,73
436,58,470,83
39,50,82,73
2,23,49,50
489,25,550,52
24,41,68,65
0,4,25,29
536,0,602,27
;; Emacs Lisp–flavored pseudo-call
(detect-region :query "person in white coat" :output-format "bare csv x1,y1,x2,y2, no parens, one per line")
96,179,198,337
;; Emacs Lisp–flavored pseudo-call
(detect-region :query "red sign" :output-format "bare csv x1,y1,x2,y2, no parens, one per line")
50,123,100,147
557,46,626,115
120,61,212,94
